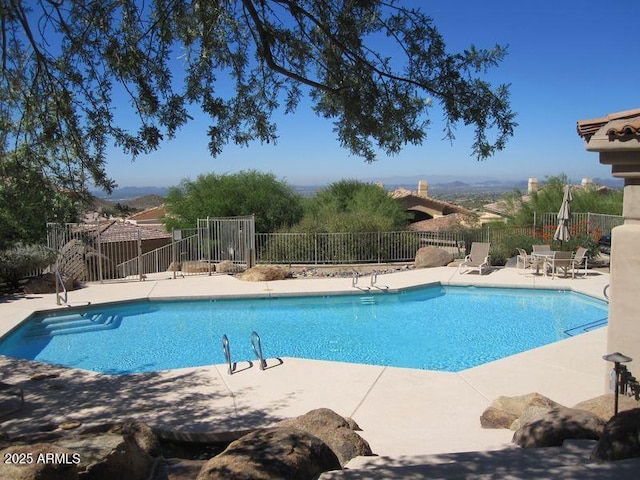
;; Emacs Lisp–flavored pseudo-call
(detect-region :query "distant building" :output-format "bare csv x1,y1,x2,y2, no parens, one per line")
390,180,475,231
126,205,166,226
481,176,614,221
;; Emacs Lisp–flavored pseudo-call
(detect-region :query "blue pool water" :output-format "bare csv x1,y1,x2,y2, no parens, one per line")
0,286,608,374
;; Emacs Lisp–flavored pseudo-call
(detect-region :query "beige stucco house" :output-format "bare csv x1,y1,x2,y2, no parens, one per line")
577,108,640,381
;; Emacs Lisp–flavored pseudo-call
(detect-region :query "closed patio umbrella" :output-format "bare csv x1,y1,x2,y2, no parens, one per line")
553,185,572,245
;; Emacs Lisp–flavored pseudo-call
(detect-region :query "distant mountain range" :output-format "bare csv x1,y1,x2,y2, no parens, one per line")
92,176,624,201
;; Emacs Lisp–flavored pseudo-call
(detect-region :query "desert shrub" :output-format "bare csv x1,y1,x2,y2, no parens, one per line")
0,243,57,290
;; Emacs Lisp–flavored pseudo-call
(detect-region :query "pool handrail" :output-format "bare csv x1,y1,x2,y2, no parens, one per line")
55,265,67,306
352,271,370,291
251,331,267,370
222,334,234,375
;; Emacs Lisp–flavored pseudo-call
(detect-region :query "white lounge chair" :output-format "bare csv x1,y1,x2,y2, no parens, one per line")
572,246,589,277
459,242,491,275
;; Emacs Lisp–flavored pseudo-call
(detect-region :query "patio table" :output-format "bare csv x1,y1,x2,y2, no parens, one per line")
530,250,556,275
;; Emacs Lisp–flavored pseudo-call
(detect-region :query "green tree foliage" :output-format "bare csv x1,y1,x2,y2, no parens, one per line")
0,154,82,250
290,179,409,233
1,0,516,199
503,174,623,226
164,170,303,232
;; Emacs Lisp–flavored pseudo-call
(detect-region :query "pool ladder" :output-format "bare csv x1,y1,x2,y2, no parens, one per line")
352,272,370,291
251,331,267,370
221,331,267,374
222,334,234,375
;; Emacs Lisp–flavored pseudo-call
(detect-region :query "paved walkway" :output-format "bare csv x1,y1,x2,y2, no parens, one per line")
0,266,611,456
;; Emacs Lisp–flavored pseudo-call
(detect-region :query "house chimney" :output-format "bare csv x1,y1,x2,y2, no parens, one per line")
527,177,538,194
417,180,428,197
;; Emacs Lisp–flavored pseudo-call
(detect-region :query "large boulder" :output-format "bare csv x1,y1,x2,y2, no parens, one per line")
592,408,640,461
196,427,340,480
196,408,371,479
510,405,556,431
480,393,561,429
276,408,372,466
574,394,640,421
181,261,213,273
0,443,78,480
216,260,241,274
22,273,77,294
512,407,606,448
414,247,453,269
238,265,290,282
55,421,160,480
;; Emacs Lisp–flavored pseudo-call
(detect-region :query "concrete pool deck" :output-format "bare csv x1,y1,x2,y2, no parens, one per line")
0,265,612,457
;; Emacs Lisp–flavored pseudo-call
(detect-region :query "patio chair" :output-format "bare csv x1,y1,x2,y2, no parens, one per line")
572,247,589,277
532,244,551,253
0,380,24,418
516,248,543,275
458,242,491,275
545,251,573,279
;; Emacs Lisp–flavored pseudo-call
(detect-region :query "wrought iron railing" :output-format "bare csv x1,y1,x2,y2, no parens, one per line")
45,212,621,284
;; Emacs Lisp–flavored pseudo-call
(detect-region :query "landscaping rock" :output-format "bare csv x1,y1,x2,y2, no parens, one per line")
276,408,372,466
238,265,290,282
195,408,371,479
0,443,78,480
512,407,606,448
166,261,181,272
216,260,241,274
196,427,340,480
54,421,161,480
414,247,453,269
181,261,212,273
22,273,77,294
480,406,518,430
592,408,640,461
481,393,561,429
510,405,555,431
574,393,640,421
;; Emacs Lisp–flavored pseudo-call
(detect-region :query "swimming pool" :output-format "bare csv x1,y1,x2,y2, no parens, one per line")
0,285,608,374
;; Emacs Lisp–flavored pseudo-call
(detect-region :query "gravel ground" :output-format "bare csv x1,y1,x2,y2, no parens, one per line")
288,263,415,278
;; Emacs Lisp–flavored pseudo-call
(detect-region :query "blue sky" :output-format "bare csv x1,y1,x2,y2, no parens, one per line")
104,1,640,188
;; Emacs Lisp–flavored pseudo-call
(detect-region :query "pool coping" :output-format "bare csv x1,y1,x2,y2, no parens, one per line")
0,265,612,457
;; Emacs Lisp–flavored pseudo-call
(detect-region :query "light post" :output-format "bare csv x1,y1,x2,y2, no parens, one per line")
603,352,633,415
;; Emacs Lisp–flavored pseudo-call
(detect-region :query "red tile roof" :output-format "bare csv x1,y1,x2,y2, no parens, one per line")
127,205,166,221
390,188,471,215
606,118,640,138
408,213,474,232
72,221,170,242
577,109,640,140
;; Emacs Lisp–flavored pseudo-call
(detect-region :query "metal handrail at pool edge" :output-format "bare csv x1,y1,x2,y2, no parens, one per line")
251,331,267,370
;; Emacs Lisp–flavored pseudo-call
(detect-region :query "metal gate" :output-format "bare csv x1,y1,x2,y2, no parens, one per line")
197,215,256,268
46,221,171,282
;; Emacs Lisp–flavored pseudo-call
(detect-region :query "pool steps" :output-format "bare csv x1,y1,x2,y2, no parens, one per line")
24,313,121,338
